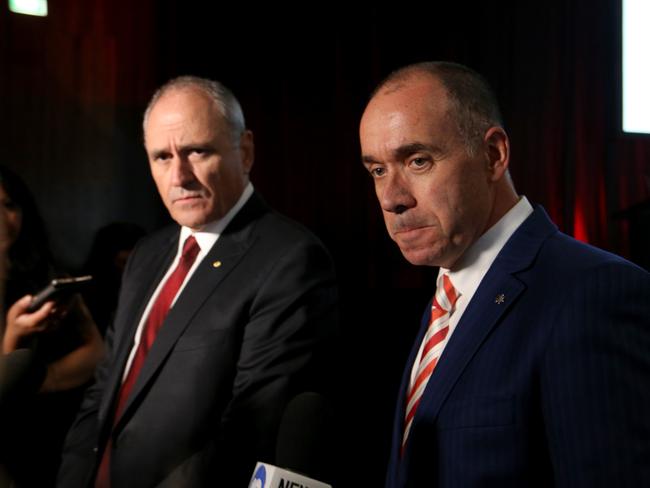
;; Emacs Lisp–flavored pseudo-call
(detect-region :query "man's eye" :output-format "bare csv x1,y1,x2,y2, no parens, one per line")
153,154,171,163
409,157,430,170
370,167,386,177
189,148,210,160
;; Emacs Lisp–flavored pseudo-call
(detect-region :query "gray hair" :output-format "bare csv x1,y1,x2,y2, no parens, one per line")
372,61,503,156
143,76,246,141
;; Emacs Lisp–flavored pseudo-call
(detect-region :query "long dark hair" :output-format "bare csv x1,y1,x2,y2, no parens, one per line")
0,165,52,304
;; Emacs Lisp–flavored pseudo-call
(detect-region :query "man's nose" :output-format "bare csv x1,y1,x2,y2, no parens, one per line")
170,156,196,187
378,173,415,215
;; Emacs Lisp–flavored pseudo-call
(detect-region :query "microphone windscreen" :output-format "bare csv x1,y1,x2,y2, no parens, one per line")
275,392,333,482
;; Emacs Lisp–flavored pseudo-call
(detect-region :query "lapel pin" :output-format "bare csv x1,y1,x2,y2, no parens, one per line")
212,260,222,268
495,294,505,304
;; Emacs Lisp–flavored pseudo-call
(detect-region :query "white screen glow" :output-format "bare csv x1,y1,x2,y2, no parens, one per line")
623,0,650,134
8,0,47,17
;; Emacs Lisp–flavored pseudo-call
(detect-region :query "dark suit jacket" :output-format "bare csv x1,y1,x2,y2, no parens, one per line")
387,206,650,487
58,193,338,487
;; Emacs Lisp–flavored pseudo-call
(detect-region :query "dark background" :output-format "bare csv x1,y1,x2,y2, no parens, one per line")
2,1,650,484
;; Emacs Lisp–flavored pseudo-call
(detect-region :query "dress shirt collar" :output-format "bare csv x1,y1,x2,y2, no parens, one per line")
178,182,254,254
440,196,533,304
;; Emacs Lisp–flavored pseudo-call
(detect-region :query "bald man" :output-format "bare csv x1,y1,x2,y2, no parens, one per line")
360,62,650,487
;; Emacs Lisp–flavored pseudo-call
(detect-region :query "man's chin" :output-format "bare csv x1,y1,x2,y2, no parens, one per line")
398,246,427,265
170,210,210,230
402,253,434,267
398,244,446,268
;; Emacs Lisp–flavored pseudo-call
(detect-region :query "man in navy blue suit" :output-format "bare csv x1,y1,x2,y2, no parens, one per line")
360,61,650,487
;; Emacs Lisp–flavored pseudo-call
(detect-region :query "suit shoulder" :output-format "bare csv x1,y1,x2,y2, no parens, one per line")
137,224,177,248
517,231,650,300
122,225,177,271
254,209,330,251
512,206,645,277
543,231,647,276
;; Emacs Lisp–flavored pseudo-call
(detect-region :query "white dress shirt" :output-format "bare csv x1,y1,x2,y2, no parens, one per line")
409,196,534,388
122,183,254,380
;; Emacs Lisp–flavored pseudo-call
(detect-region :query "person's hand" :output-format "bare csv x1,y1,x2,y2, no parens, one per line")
2,295,58,353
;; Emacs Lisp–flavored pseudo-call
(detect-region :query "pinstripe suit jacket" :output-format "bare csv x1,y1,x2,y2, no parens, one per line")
386,206,650,487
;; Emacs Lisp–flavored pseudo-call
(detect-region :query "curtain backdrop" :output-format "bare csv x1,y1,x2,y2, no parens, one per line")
1,1,648,485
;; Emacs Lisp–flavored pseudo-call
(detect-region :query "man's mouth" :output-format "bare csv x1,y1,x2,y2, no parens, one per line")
173,194,202,204
394,225,431,236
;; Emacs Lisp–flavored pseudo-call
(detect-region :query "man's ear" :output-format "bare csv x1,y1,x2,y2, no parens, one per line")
239,130,255,175
484,126,509,182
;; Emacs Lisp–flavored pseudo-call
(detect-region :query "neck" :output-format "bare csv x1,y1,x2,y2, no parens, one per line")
483,182,519,234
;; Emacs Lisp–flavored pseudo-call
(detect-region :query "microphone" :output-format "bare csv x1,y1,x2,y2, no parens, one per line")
248,463,331,488
0,348,46,407
248,392,333,488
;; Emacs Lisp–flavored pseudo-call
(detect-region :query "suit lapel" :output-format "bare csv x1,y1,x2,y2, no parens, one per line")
412,269,525,425
401,206,558,462
387,305,432,485
112,193,267,430
98,231,178,425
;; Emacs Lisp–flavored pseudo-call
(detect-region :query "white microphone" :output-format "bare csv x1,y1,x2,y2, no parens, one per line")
248,392,334,488
248,462,331,488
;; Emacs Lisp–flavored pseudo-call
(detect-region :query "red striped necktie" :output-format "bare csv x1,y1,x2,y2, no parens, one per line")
402,273,459,452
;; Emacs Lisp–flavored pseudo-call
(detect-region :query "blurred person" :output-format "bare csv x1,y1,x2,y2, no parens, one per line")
81,222,146,336
0,165,103,487
1,308,48,411
58,76,338,488
359,62,650,487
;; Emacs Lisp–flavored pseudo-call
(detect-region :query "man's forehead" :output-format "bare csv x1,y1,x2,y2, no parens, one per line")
362,83,450,136
145,92,224,141
149,88,207,118
372,76,448,113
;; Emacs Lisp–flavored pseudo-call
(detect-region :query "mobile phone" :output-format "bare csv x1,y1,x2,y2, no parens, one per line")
26,275,93,313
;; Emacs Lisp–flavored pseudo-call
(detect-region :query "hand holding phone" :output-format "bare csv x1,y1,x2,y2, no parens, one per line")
26,275,93,313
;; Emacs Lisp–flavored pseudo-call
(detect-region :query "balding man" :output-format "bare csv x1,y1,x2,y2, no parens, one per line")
360,61,650,487
58,77,338,487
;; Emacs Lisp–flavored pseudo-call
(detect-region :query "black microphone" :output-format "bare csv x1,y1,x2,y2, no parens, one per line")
0,348,46,407
248,392,334,488
276,391,333,480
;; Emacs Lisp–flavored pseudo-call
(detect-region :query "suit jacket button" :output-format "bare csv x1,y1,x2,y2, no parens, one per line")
93,447,98,453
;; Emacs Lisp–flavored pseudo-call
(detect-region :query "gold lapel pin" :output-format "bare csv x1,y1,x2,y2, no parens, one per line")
212,260,222,268
495,294,505,304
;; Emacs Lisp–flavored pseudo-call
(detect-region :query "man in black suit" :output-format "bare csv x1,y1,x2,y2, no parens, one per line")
58,76,338,487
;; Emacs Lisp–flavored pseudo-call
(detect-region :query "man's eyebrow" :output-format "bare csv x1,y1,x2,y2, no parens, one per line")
361,154,379,165
149,148,170,159
392,142,439,160
361,142,441,165
149,142,215,159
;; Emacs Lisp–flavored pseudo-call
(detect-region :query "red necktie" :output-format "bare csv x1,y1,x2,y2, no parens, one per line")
402,273,459,452
95,235,200,488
